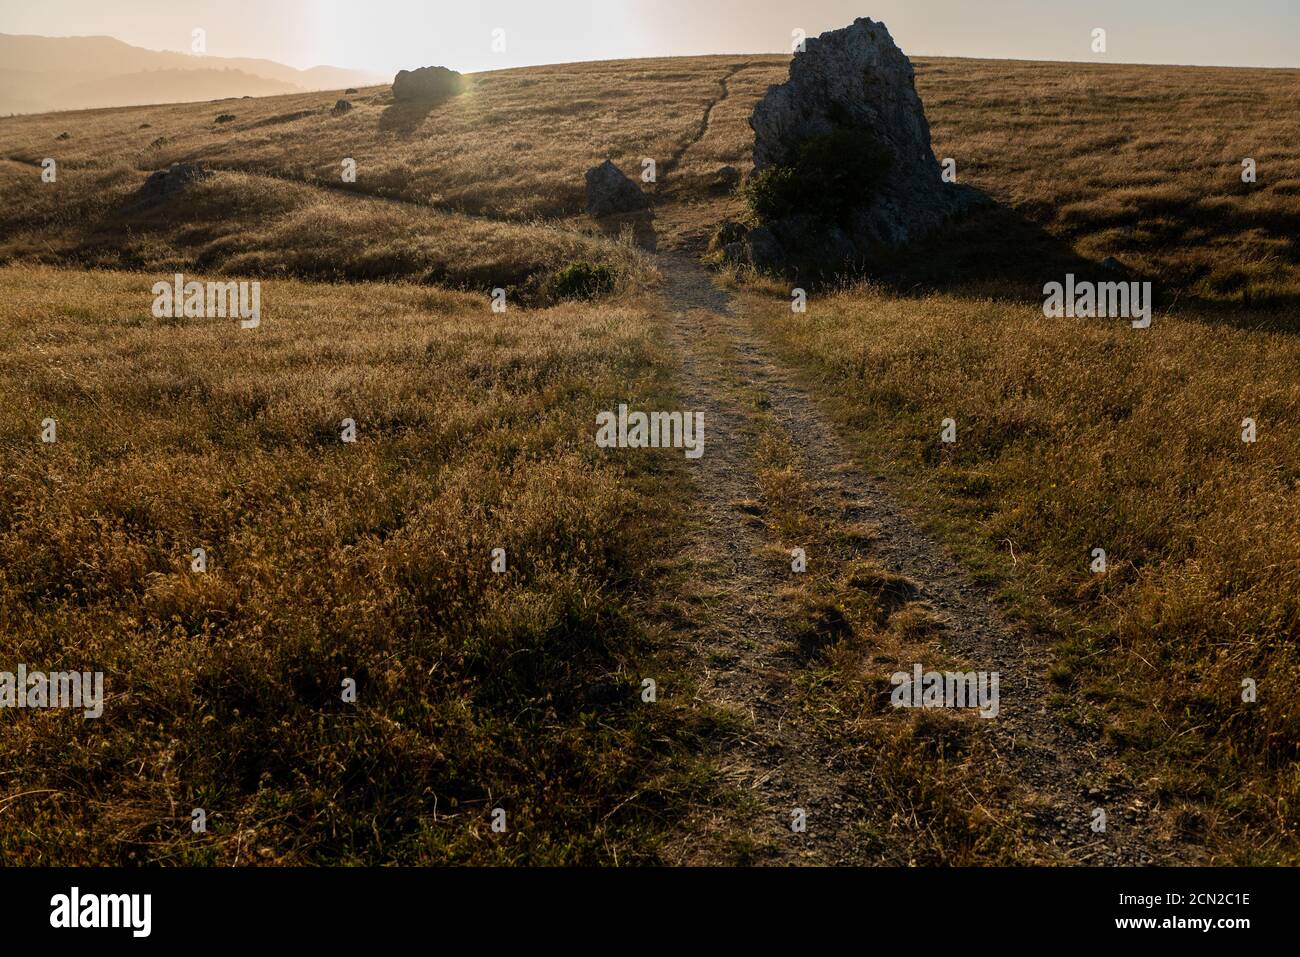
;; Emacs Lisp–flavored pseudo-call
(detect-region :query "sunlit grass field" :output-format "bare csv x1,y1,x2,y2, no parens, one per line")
4,54,1299,296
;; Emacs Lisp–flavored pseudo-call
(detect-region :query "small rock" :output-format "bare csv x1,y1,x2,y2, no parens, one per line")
723,242,747,263
214,113,236,123
745,225,786,271
56,131,70,140
140,162,211,200
767,215,858,266
708,220,749,254
584,159,648,217
712,165,741,193
332,99,353,115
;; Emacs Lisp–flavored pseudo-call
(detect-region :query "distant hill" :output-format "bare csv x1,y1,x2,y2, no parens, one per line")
0,33,382,114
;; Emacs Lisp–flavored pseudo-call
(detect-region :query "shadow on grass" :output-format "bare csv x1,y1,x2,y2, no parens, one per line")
809,192,1300,332
378,97,443,134
855,195,1100,303
591,207,659,254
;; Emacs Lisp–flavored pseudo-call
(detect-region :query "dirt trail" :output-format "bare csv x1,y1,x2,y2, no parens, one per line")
652,69,1189,865
656,255,883,864
660,63,746,180
661,254,1187,864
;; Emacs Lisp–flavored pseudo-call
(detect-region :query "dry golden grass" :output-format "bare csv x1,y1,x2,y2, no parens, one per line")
919,58,1300,303
2,50,1298,865
0,264,718,864
0,57,753,219
752,284,1300,862
0,166,653,297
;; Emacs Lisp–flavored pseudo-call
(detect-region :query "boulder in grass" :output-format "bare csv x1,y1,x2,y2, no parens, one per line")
584,159,649,217
392,66,465,102
744,17,982,269
332,99,353,115
140,163,211,201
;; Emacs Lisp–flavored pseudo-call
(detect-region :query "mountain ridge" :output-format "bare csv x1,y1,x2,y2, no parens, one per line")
0,32,382,114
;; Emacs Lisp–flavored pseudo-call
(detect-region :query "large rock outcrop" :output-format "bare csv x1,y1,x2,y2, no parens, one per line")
392,66,465,102
735,17,977,271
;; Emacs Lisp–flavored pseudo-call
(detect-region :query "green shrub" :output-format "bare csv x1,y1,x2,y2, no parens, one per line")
745,128,892,225
547,260,616,301
745,166,801,223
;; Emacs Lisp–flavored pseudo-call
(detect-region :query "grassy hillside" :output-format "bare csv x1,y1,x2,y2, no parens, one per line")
0,165,653,298
915,58,1300,307
0,52,1296,864
0,56,755,219
5,55,1298,297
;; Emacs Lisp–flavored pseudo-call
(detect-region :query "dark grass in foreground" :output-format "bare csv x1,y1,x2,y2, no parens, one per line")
0,265,719,864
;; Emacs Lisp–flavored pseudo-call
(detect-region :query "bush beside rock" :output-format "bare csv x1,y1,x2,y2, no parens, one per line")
545,261,616,300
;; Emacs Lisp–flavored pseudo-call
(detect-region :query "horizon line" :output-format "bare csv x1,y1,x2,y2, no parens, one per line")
5,31,1299,76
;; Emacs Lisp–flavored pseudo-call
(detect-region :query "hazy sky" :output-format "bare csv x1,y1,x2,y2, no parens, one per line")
3,0,1298,73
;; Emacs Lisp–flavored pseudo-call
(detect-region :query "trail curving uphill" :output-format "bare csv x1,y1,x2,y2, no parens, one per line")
660,63,747,181
649,69,1193,865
